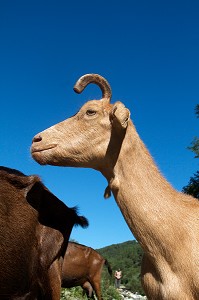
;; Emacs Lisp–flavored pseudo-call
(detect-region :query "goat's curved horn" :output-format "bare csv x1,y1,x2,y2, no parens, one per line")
73,74,112,101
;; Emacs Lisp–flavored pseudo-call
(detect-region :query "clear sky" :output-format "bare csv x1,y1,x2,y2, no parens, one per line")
0,0,198,249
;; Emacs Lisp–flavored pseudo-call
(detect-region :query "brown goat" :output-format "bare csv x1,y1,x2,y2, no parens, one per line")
0,166,88,300
31,74,199,299
60,242,112,300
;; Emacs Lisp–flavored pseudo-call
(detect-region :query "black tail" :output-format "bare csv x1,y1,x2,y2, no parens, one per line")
104,259,112,276
72,206,89,228
76,215,89,228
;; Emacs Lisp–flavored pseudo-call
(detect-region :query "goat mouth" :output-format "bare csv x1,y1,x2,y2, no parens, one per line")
31,144,57,154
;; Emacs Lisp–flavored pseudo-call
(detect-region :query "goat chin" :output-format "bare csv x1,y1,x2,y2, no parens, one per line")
31,151,48,165
32,150,85,168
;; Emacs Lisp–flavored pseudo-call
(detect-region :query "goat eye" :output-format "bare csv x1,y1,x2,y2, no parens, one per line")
86,110,96,116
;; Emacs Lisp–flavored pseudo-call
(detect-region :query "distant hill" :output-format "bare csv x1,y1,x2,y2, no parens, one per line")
97,240,145,295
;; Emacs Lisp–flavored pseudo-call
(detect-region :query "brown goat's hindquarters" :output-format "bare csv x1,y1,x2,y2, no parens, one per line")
61,242,111,300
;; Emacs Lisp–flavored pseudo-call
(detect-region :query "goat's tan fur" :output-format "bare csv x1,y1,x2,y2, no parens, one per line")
31,74,199,299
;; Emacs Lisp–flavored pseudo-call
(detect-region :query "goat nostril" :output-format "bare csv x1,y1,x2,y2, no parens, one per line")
32,135,42,143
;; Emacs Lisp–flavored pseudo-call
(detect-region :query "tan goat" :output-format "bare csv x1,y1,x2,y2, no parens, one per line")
31,74,199,300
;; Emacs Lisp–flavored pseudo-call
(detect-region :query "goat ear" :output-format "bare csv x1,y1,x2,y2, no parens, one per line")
24,176,41,197
110,102,130,129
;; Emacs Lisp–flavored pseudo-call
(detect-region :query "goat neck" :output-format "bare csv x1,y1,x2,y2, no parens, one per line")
103,121,190,256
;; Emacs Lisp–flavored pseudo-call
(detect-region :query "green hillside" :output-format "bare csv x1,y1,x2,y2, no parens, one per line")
97,240,144,295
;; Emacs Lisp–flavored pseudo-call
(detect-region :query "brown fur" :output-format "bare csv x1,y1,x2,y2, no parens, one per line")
31,74,199,299
0,166,88,300
60,242,112,300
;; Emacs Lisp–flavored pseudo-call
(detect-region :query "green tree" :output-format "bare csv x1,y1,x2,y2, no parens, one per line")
183,105,199,198
188,104,199,158
98,240,145,295
182,171,199,199
195,104,199,117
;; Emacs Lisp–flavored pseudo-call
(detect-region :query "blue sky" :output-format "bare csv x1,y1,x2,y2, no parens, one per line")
0,0,198,249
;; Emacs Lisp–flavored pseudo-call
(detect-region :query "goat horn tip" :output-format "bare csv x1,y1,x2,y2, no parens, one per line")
73,86,81,94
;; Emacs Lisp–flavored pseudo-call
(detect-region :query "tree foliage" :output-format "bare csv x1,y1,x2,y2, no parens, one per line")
183,104,199,198
188,104,199,158
195,104,199,117
188,137,199,158
97,240,144,295
182,171,199,199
